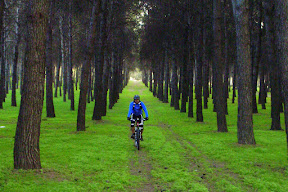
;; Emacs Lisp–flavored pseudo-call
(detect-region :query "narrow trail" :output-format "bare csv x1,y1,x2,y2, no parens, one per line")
129,151,155,192
158,122,250,192
124,80,248,191
126,81,155,191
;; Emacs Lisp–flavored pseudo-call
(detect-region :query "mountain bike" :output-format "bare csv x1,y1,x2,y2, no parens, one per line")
134,117,143,150
133,116,147,150
128,115,147,150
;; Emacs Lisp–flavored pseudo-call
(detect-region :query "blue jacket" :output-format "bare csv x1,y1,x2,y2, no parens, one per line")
127,101,148,118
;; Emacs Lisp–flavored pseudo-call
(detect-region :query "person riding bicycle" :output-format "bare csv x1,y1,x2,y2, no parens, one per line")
127,95,149,140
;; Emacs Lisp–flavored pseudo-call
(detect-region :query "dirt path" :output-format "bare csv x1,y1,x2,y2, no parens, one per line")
126,80,155,191
158,122,251,192
129,149,155,192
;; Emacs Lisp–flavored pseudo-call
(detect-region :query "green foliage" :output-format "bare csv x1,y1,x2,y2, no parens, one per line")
0,81,287,191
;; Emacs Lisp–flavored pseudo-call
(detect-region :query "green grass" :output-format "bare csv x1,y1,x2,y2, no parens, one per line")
0,81,287,191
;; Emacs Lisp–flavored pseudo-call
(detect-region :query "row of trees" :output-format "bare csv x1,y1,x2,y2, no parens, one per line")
0,0,139,169
1,0,288,170
139,0,288,146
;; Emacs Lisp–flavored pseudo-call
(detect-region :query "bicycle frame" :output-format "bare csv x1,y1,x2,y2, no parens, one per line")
135,117,142,150
131,115,145,150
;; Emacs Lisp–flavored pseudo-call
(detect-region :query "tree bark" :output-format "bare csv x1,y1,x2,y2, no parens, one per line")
188,13,194,118
93,0,107,120
232,63,237,103
149,70,152,92
180,26,189,113
59,16,67,102
232,0,256,144
11,7,20,107
5,56,9,94
188,53,194,117
0,34,4,109
263,1,282,130
203,0,210,110
223,2,229,114
213,0,228,132
102,53,110,116
0,0,3,42
152,68,157,97
249,0,259,114
275,0,288,154
14,0,49,169
158,58,164,101
87,65,92,103
0,1,5,109
54,37,61,98
163,44,169,103
77,0,99,131
195,2,204,121
68,0,74,111
171,40,179,110
46,0,55,117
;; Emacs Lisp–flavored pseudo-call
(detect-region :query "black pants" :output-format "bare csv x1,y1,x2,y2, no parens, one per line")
130,114,144,129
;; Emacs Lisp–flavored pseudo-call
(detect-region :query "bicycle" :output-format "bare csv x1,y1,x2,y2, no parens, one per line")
134,117,145,150
129,115,146,150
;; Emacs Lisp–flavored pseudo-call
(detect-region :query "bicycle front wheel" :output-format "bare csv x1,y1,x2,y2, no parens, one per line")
135,129,140,150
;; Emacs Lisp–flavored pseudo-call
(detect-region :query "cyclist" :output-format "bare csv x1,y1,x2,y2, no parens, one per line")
127,95,149,140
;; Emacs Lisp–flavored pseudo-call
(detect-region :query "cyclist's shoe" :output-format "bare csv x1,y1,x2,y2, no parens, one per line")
131,133,135,139
140,136,143,141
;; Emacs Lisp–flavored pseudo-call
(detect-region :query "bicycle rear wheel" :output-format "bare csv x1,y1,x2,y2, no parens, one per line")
135,129,140,150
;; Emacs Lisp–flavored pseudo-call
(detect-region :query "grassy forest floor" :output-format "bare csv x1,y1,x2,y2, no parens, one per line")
0,80,288,192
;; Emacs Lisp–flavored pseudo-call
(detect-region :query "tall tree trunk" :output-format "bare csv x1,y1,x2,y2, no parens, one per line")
87,65,92,103
93,0,107,120
171,41,179,110
232,64,237,103
163,44,169,103
75,67,78,91
258,63,266,109
203,0,209,110
232,0,256,144
68,1,74,111
54,38,61,98
108,53,114,109
59,16,67,102
77,0,98,131
11,7,20,107
0,34,4,109
275,0,288,155
257,0,265,110
158,58,164,101
21,37,29,96
0,2,5,109
249,0,259,114
213,0,228,132
102,53,110,116
203,60,209,109
223,2,229,114
181,26,189,113
188,25,194,118
5,58,9,94
195,2,204,121
59,67,62,97
14,0,49,169
152,68,157,97
0,0,3,42
263,1,282,130
149,70,152,92
46,0,55,117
